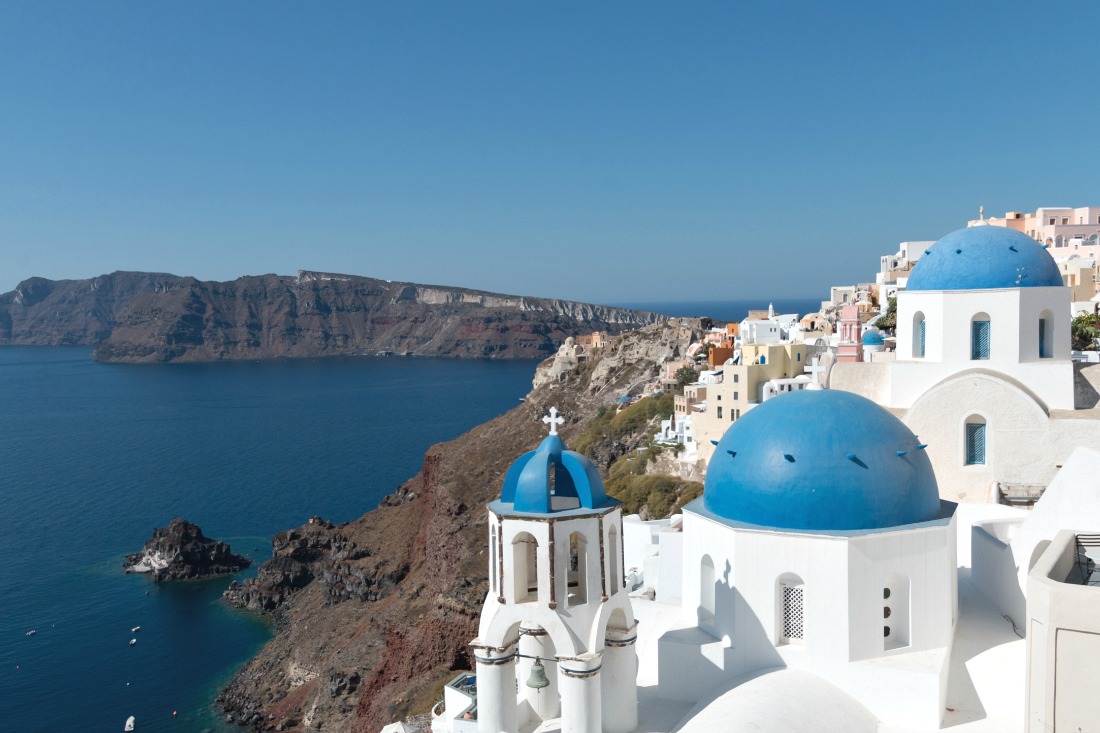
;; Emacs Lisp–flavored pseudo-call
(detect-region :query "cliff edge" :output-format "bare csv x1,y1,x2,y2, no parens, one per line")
0,270,664,363
217,318,700,732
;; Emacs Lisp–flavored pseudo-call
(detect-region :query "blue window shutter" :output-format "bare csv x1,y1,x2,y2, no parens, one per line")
919,320,926,358
972,321,990,360
966,423,986,465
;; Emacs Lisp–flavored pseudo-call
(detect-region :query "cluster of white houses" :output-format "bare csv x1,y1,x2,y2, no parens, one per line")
426,217,1100,733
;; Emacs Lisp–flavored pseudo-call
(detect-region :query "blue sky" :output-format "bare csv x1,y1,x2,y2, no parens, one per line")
2,1,1098,304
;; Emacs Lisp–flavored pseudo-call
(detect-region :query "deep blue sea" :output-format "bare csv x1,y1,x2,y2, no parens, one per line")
615,298,823,323
0,348,539,733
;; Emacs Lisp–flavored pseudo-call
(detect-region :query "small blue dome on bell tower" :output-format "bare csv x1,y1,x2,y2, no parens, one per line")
497,407,615,514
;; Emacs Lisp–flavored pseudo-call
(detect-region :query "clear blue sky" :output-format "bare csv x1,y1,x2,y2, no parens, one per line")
2,1,1098,304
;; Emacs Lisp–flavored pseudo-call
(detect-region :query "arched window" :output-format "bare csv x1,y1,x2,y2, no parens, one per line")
971,313,991,360
512,532,539,603
608,525,621,593
965,415,987,466
699,555,716,627
913,311,926,358
489,524,498,595
760,355,767,365
567,532,588,606
776,573,805,645
884,573,911,650
1039,310,1053,359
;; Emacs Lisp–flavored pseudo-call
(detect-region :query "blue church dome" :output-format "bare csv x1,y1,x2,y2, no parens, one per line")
906,226,1062,291
861,330,885,346
498,430,613,514
703,390,941,531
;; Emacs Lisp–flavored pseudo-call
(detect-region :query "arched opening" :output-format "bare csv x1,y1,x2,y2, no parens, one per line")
1055,234,1065,248
776,573,805,645
913,311,926,358
567,531,588,606
884,573,911,650
965,415,987,466
608,525,621,594
971,312,991,360
489,524,498,595
1039,309,1053,359
513,532,539,603
699,555,716,627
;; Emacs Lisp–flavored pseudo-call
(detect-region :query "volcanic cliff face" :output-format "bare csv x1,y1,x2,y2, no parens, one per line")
0,270,664,363
217,319,699,733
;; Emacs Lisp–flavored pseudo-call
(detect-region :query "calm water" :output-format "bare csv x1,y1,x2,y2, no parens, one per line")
0,348,538,733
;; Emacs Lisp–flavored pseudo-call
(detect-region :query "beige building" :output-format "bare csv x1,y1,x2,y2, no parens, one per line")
970,205,1100,250
694,342,808,463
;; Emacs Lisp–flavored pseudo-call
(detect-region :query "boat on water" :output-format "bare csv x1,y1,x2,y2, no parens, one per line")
25,630,35,637
131,626,140,633
124,715,135,731
129,638,136,646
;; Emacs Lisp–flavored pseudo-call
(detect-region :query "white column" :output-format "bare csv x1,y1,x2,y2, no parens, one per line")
601,625,639,733
475,646,517,733
559,654,602,733
519,626,560,723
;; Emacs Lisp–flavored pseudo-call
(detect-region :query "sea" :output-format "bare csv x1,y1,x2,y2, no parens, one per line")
0,298,822,733
0,348,540,733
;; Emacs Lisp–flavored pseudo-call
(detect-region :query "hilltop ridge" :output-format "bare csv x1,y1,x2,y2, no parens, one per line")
0,270,665,363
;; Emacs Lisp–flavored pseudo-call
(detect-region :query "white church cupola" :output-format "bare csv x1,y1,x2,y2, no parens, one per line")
471,407,638,733
890,225,1074,411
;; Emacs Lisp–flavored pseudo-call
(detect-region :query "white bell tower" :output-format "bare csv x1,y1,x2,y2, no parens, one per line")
470,408,638,733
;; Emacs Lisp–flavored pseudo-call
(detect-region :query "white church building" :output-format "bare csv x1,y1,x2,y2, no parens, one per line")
831,224,1100,502
429,225,1100,733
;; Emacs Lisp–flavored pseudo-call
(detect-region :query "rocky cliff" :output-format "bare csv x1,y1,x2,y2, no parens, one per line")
0,271,665,363
217,319,700,733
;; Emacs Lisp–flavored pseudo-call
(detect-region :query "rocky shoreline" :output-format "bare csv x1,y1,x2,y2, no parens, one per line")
125,518,251,581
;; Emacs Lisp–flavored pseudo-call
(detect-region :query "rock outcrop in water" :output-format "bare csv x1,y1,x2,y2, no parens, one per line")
216,319,701,733
0,270,665,363
125,518,252,580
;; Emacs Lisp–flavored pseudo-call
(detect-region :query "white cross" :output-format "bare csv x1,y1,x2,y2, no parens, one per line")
804,357,827,389
542,406,565,436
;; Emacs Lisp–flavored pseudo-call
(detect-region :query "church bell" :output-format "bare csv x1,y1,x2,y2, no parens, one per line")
525,658,550,689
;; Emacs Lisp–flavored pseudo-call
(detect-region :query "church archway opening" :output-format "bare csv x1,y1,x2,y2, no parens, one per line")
513,532,539,603
568,532,588,606
884,573,911,650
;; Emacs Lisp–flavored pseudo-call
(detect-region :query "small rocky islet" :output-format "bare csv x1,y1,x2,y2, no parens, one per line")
124,518,251,581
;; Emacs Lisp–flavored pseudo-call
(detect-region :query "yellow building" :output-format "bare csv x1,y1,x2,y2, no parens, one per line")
694,342,808,464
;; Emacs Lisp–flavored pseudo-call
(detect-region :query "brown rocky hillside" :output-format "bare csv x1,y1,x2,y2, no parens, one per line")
0,270,664,363
217,318,701,732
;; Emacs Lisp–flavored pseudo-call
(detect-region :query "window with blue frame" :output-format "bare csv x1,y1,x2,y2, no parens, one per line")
965,419,986,465
971,318,990,360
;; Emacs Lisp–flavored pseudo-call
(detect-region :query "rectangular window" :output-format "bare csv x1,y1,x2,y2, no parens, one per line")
971,320,990,360
1049,218,1056,225
1062,217,1068,224
1039,319,1049,358
782,584,804,641
733,392,739,401
717,406,722,419
966,423,986,465
733,374,739,383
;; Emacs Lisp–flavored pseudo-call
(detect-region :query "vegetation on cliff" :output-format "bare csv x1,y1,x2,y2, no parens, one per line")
216,318,703,732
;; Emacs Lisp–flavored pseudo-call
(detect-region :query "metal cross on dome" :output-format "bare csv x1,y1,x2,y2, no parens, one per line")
542,406,565,436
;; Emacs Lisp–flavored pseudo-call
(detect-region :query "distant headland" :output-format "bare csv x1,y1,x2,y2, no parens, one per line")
0,270,666,363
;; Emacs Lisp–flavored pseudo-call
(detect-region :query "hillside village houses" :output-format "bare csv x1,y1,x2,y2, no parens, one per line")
425,206,1100,733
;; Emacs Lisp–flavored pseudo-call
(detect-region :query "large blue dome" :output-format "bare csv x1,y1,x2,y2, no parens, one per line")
906,226,1062,291
703,390,940,531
